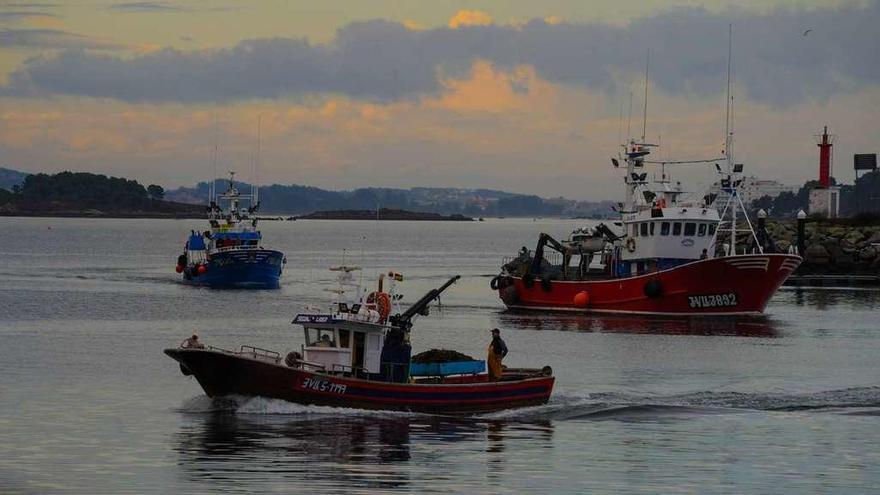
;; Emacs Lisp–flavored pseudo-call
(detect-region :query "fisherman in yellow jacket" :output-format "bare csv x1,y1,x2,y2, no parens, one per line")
487,328,509,381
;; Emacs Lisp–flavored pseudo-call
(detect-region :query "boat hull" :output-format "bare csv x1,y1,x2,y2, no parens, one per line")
184,249,284,289
165,348,555,415
497,254,801,316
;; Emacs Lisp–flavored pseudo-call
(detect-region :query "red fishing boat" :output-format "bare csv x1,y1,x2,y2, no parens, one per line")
167,274,554,415
493,139,800,316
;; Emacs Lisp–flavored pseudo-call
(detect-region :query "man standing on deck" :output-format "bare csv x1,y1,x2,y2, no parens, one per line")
488,328,508,381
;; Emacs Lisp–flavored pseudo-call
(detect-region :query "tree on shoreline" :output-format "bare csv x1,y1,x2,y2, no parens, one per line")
147,184,165,200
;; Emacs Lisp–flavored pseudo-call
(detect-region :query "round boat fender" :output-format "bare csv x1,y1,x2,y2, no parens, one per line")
573,291,590,308
179,363,192,376
500,285,519,305
541,365,553,376
643,279,663,298
626,237,637,253
490,276,501,290
540,277,553,292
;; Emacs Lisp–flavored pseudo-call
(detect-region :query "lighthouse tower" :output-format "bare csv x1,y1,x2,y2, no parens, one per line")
808,126,840,218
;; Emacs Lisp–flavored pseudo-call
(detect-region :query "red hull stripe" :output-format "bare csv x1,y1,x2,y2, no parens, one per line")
298,384,553,404
309,374,552,394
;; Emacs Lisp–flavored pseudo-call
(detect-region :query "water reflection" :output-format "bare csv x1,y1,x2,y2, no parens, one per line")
787,287,880,310
495,312,781,338
175,409,553,491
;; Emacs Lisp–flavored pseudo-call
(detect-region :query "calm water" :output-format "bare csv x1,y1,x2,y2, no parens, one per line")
1,217,879,494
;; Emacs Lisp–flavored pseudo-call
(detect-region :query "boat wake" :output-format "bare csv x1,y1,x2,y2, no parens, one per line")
178,386,880,422
487,386,880,421
178,395,424,418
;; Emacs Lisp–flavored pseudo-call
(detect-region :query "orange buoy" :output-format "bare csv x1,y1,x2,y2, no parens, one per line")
573,291,590,308
197,264,207,275
175,265,184,273
366,291,392,322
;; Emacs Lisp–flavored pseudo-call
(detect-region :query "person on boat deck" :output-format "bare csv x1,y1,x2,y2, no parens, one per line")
317,334,334,347
183,334,205,349
487,328,508,381
700,248,708,260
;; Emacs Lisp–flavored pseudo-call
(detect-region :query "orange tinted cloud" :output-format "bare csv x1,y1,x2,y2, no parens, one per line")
448,10,493,29
430,61,559,114
402,19,424,31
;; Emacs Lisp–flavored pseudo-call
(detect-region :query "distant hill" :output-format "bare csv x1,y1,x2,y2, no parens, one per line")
0,167,29,190
166,181,617,218
0,170,203,218
2,166,617,218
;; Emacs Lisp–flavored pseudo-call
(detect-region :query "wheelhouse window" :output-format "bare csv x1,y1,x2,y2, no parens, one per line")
708,223,717,236
684,222,696,236
650,222,656,236
661,222,670,236
640,223,649,237
338,329,350,349
672,222,682,236
698,223,707,237
306,328,336,347
632,224,638,237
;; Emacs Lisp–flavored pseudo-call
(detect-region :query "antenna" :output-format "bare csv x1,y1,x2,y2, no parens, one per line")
626,91,633,140
642,49,650,142
210,114,219,202
254,114,261,204
724,23,732,169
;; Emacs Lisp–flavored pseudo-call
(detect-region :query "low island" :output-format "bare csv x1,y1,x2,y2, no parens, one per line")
296,208,474,221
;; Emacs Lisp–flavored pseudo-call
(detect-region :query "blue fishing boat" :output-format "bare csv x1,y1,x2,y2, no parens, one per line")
175,172,285,289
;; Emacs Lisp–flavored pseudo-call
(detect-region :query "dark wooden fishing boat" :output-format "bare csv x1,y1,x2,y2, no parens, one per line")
166,275,554,415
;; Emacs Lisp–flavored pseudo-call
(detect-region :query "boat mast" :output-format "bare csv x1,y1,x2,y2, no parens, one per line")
725,24,736,254
642,49,650,143
254,115,261,207
210,114,219,205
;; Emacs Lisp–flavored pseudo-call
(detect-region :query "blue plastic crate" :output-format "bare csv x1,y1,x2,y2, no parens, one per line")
409,360,486,376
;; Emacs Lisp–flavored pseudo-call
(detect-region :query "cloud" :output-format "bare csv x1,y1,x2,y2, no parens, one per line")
2,2,879,106
0,11,60,21
448,10,493,29
0,3,62,7
0,28,126,50
402,19,424,31
108,2,235,13
109,2,182,13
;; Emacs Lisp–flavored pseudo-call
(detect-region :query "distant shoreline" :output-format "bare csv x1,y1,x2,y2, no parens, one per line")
296,208,474,221
0,211,205,219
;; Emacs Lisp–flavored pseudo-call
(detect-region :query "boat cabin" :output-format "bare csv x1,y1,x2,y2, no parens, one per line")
617,205,720,276
293,307,389,377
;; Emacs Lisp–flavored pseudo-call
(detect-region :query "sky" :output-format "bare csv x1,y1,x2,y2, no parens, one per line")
0,0,877,200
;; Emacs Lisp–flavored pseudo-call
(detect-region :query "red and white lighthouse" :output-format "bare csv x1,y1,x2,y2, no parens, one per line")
809,125,839,217
817,126,833,188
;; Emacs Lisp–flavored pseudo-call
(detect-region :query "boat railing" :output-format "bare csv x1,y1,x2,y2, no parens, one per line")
331,363,369,379
240,345,281,362
213,245,262,253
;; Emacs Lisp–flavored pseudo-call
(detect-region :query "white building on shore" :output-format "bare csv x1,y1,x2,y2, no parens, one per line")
710,176,797,207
